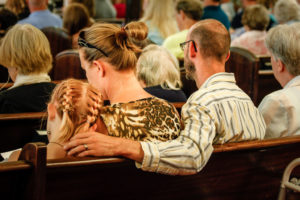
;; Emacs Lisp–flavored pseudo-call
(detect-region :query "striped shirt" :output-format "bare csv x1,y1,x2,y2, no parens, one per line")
137,72,266,175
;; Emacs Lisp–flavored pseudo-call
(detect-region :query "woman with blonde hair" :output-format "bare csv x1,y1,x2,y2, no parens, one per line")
0,24,55,113
64,21,182,156
137,44,187,102
140,0,178,45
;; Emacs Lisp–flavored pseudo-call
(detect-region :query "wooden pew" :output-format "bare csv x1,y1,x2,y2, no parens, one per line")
0,112,47,153
53,49,86,80
1,136,300,200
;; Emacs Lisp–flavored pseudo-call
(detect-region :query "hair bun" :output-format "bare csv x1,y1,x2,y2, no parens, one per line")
115,27,128,49
125,21,148,41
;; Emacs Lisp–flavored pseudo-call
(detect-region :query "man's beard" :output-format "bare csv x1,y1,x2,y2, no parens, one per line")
184,56,196,80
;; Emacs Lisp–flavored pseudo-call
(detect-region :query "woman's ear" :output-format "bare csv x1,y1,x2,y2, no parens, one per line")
47,103,57,121
93,60,106,77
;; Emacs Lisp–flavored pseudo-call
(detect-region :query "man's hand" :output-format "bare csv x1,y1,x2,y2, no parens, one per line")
63,132,145,163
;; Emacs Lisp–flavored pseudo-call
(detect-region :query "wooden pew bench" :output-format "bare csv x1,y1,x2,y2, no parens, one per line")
0,112,47,153
1,136,300,200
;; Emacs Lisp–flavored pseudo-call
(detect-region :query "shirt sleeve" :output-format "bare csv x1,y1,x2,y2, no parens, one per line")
136,101,216,175
258,94,288,139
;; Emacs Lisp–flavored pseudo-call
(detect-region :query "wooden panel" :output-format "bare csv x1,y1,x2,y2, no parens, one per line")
53,49,86,80
226,47,259,104
257,70,282,105
0,112,47,153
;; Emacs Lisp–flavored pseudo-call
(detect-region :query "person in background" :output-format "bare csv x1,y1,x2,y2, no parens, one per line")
69,0,96,19
94,0,117,19
64,19,266,175
112,0,125,18
140,0,178,45
18,0,62,29
201,0,230,30
220,0,236,22
0,8,18,38
231,4,270,56
0,24,55,113
163,0,203,60
259,23,300,139
63,3,92,49
274,0,300,25
5,0,30,20
231,0,257,30
136,44,187,102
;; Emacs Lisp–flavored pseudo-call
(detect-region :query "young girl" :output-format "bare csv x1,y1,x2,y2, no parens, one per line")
46,78,106,159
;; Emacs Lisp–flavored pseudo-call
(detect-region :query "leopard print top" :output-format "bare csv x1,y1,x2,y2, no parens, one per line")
100,97,182,142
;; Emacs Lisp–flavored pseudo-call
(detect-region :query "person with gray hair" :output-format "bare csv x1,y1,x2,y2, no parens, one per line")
274,0,300,24
136,44,187,102
18,0,62,29
258,22,300,138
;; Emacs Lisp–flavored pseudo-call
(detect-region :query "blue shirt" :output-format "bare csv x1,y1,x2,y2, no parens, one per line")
202,6,230,30
18,9,62,29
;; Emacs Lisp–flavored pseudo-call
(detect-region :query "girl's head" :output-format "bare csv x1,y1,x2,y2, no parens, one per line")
47,79,103,143
77,21,148,96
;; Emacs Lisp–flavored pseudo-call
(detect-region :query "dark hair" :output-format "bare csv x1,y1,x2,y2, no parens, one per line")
63,3,91,35
0,8,18,37
190,19,230,62
176,0,203,21
79,21,148,71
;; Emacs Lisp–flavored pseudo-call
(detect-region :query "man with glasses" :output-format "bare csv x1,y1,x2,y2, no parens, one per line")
65,19,266,175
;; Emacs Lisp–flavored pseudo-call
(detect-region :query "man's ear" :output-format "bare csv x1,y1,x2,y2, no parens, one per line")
47,103,56,121
179,10,185,20
225,51,230,62
93,60,106,77
189,41,197,58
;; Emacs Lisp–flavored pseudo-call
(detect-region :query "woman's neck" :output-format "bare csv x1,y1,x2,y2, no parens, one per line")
106,70,152,104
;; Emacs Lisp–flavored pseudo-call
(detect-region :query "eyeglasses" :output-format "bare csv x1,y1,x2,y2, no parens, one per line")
179,40,197,52
78,31,109,57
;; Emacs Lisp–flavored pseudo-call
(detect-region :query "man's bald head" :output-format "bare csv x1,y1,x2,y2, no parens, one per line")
189,19,230,62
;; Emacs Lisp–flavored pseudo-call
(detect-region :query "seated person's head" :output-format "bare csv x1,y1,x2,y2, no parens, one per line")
47,79,104,143
63,3,92,36
242,4,270,31
274,0,300,24
175,0,203,30
0,8,18,38
77,21,147,98
69,0,95,18
0,24,52,82
136,44,182,90
5,0,27,16
265,22,300,84
184,19,230,79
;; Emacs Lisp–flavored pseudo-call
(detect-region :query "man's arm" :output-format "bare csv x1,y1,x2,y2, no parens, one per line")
137,102,216,175
64,132,144,163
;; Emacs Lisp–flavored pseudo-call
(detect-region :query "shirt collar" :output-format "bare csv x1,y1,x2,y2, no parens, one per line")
284,75,300,88
10,73,51,89
200,72,235,89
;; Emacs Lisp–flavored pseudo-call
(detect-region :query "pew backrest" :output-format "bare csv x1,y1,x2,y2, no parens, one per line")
53,49,86,80
225,46,260,104
0,112,47,153
2,136,300,200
